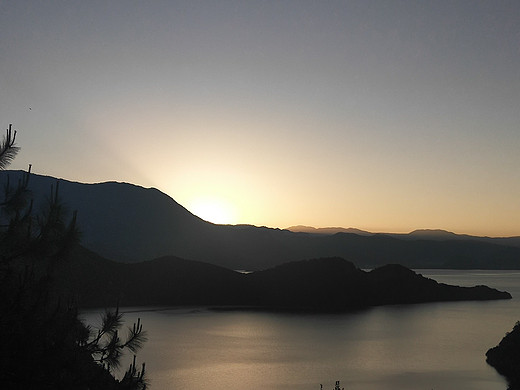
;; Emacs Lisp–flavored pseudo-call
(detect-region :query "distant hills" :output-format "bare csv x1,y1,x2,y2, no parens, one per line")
286,225,372,236
2,170,520,270
287,226,520,247
59,247,511,309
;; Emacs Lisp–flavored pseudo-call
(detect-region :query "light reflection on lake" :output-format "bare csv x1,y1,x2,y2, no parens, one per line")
81,270,519,390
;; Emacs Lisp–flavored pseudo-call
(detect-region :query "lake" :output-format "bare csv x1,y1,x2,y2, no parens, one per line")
81,270,520,390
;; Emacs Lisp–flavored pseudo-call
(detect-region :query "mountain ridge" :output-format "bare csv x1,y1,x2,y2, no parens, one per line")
286,225,373,236
57,246,511,310
287,225,520,243
2,170,519,270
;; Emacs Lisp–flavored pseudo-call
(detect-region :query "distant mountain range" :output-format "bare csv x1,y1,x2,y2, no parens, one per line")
58,246,511,309
2,170,520,270
287,225,520,247
286,225,373,235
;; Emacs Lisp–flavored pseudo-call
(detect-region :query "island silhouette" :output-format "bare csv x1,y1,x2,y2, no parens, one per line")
58,247,511,310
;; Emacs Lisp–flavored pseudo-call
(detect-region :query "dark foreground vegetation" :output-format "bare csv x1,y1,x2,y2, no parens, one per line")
487,322,520,390
0,125,147,389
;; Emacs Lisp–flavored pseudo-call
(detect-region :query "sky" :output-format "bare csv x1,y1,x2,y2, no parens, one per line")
1,0,519,236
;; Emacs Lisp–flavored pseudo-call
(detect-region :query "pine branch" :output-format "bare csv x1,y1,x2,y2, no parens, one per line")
0,125,20,170
121,355,148,390
120,317,148,354
86,308,124,350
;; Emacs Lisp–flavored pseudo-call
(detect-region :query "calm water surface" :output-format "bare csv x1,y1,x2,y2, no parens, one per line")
82,270,520,390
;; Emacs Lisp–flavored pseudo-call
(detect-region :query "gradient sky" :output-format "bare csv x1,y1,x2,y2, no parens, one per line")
1,1,519,236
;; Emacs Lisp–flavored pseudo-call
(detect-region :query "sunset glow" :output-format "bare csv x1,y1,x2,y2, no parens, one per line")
188,197,237,225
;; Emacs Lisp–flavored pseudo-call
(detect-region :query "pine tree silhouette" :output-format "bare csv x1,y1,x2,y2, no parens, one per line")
0,124,148,389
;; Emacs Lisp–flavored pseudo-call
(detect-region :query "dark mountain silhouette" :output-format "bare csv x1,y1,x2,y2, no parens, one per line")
286,225,372,235
59,247,510,310
57,246,245,308
243,258,510,310
398,229,520,247
407,229,460,239
289,226,520,247
2,170,520,270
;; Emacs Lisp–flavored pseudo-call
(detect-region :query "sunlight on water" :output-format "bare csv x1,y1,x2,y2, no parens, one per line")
81,271,517,390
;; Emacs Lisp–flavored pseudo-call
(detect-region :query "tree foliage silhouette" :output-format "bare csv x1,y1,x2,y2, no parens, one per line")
0,124,147,389
487,321,520,390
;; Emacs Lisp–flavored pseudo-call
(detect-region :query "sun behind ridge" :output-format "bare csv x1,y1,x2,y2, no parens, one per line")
188,197,237,225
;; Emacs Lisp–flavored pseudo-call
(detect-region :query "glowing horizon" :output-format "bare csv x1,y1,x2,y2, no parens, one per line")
187,196,238,225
